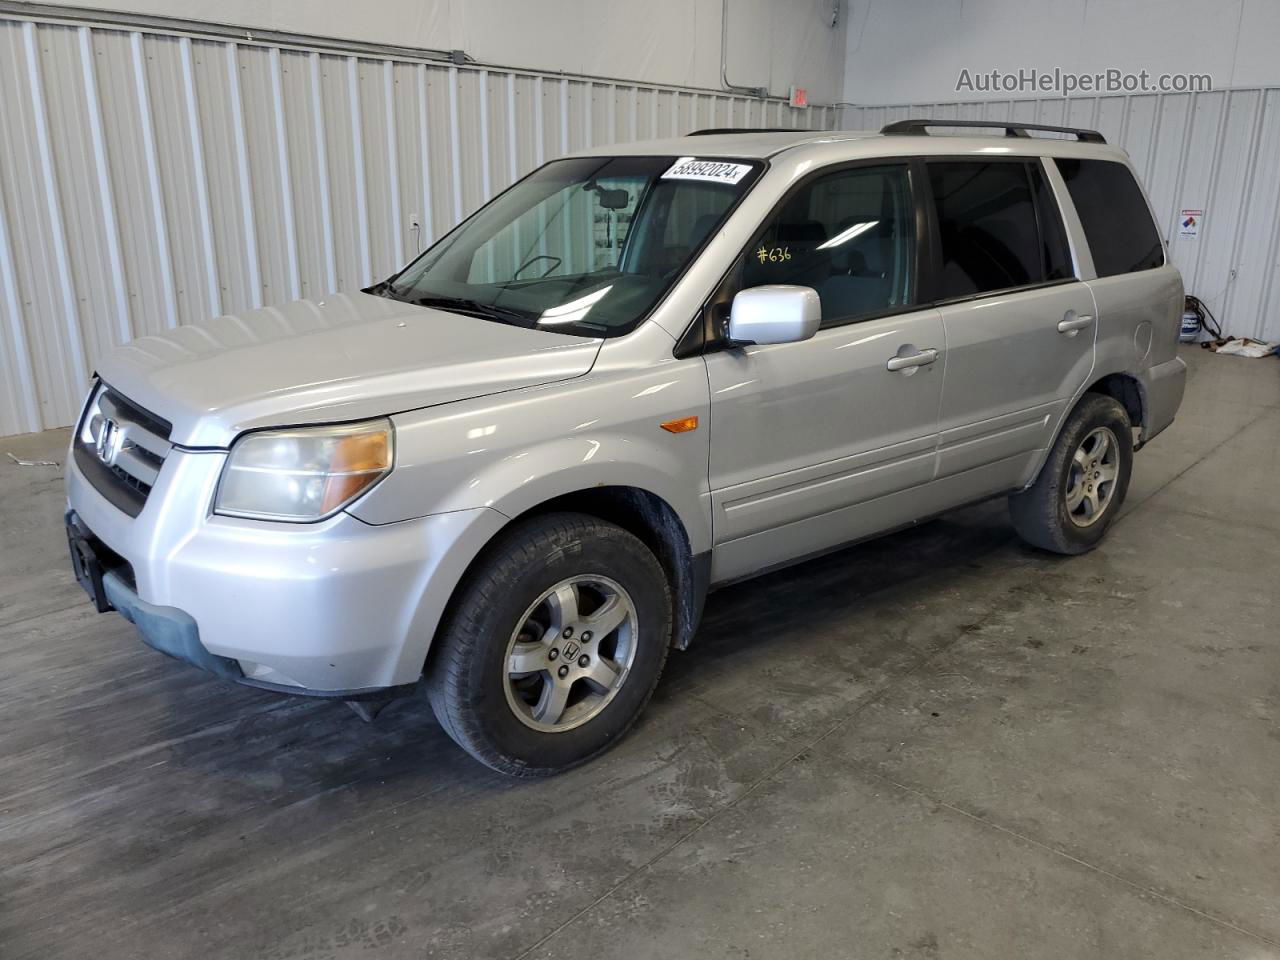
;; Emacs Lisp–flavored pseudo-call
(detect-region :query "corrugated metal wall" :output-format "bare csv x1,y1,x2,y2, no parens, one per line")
0,14,835,437
842,91,1280,346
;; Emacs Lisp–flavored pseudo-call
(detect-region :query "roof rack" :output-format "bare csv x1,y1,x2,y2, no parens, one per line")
880,118,1106,144
689,127,802,136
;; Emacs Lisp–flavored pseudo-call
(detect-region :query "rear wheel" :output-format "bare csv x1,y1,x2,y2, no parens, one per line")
1009,393,1133,554
427,512,671,776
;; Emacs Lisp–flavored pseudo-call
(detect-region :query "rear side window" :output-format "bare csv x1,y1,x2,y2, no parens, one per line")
1055,158,1164,276
1030,163,1074,282
927,160,1073,299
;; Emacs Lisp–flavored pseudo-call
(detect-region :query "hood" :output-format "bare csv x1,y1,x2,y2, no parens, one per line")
95,293,602,447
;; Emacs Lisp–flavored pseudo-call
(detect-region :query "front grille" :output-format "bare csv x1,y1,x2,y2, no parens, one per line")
74,383,174,518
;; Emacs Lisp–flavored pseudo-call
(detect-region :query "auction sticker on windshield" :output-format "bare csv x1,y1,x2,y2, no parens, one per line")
661,157,753,184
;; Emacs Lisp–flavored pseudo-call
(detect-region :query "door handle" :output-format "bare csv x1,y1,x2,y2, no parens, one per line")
1057,314,1094,334
886,348,938,372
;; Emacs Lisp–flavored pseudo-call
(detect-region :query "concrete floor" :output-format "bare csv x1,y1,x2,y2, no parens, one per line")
2,346,1278,959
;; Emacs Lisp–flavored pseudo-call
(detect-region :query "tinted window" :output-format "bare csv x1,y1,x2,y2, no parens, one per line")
1030,161,1074,282
1055,158,1164,276
928,161,1050,298
742,164,915,325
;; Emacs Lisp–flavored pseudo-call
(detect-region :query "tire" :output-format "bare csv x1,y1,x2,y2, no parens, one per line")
1009,393,1133,555
427,512,672,776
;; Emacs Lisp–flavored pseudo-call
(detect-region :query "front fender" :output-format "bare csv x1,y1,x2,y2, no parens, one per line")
454,435,713,552
348,358,713,554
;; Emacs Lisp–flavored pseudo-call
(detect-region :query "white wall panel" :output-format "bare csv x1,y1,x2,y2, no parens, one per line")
37,0,850,103
842,0,1280,105
842,89,1280,344
0,12,834,437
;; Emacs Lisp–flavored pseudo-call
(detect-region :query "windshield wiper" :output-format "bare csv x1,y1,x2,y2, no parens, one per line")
410,295,536,327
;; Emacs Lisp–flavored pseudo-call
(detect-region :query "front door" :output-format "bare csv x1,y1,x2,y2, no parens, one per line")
705,162,945,583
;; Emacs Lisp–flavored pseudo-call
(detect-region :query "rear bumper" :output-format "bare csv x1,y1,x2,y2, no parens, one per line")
1141,355,1187,444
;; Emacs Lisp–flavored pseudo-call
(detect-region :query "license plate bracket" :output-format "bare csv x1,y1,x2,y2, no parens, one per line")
66,518,113,613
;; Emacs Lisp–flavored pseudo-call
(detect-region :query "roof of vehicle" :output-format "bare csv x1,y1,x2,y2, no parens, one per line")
575,129,868,159
574,127,1131,165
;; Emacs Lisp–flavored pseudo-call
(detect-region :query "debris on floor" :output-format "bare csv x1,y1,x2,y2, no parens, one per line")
1203,338,1280,359
6,451,60,468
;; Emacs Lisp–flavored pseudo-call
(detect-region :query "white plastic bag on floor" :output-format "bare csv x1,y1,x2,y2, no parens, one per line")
1213,338,1279,358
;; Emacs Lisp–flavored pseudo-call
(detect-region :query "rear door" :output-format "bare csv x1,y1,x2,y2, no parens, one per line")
704,162,946,583
926,157,1096,488
1053,155,1184,375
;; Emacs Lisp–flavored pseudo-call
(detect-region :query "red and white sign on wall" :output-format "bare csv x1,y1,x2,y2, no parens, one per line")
789,86,809,108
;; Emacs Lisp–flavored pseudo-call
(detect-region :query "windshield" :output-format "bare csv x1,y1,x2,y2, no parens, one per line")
376,155,763,337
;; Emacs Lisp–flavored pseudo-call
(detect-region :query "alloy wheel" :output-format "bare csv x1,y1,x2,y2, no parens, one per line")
1065,426,1120,527
503,575,638,732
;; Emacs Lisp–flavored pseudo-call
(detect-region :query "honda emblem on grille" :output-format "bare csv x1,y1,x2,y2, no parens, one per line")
95,417,124,466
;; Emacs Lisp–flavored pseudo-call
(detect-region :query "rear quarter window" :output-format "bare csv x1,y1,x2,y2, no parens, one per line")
1055,158,1164,277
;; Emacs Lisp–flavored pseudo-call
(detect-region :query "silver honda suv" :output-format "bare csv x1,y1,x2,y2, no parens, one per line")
66,120,1186,775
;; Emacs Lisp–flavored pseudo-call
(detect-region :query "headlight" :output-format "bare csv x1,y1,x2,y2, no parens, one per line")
78,380,106,447
215,419,394,522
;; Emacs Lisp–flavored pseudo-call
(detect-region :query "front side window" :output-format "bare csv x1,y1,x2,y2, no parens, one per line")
381,155,762,336
739,164,916,326
1054,158,1164,277
928,160,1072,299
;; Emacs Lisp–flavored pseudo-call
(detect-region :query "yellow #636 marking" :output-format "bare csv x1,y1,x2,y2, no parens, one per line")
756,245,792,264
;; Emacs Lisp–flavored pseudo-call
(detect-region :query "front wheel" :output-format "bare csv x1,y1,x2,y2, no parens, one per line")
427,513,671,776
1009,393,1134,555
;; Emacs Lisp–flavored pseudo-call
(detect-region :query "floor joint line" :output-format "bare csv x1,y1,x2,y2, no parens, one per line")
855,764,1280,949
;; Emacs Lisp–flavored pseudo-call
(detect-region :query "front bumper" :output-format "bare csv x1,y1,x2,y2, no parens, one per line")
66,447,506,693
105,567,244,681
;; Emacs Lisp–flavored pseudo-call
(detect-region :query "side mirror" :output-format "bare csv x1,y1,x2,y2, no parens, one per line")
727,285,821,345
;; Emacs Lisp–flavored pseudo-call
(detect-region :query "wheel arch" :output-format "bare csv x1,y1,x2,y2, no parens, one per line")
1023,369,1148,491
1085,371,1147,444
427,485,709,679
